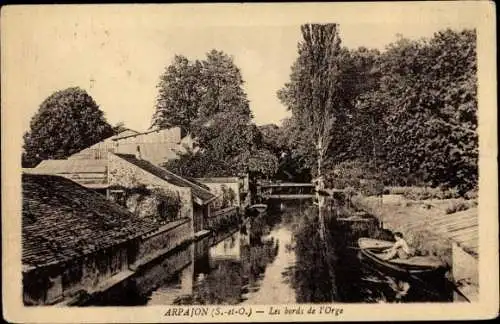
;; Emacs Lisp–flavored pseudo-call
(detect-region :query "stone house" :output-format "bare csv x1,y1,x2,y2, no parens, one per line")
195,175,251,210
107,152,216,234
22,173,159,305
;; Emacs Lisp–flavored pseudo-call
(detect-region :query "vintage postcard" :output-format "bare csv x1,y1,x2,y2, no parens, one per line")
1,2,498,322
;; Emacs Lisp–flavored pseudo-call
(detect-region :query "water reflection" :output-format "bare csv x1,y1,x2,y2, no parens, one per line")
146,215,281,305
85,200,452,306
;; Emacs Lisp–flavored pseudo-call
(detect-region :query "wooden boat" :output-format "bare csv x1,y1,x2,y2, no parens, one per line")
248,204,268,213
337,215,374,223
358,238,446,278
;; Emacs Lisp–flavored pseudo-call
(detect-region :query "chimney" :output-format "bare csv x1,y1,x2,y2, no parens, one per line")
135,145,142,160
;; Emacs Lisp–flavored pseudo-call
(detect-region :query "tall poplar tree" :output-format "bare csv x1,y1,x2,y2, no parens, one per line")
278,24,354,236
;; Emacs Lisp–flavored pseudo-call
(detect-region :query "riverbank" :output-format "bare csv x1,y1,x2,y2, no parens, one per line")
351,194,478,301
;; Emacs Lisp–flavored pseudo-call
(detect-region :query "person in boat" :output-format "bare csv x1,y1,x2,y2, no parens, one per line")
381,232,413,260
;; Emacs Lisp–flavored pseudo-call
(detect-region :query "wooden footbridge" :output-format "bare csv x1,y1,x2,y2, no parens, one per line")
256,182,346,200
258,182,315,199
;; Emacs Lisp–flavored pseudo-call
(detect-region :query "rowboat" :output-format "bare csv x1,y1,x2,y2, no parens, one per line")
358,238,446,278
248,204,268,213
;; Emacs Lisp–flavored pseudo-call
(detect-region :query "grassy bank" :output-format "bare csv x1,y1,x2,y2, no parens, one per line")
351,193,478,269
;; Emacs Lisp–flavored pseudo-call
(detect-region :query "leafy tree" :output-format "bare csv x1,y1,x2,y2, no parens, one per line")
192,110,257,160
278,24,358,180
22,87,114,167
151,55,203,133
198,50,252,120
152,50,251,134
278,23,358,238
163,150,233,178
368,29,477,193
258,124,283,155
280,27,477,195
278,23,353,211
165,112,278,179
153,50,268,179
233,148,279,180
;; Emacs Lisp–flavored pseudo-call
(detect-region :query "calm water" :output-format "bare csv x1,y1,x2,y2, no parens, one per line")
86,201,453,305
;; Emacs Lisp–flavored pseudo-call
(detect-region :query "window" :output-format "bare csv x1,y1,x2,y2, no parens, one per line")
108,189,126,207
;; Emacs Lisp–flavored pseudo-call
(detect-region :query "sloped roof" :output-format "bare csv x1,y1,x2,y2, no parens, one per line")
187,178,211,190
195,177,240,184
115,143,179,165
376,197,479,257
22,174,157,271
114,154,216,204
109,129,140,140
32,159,108,174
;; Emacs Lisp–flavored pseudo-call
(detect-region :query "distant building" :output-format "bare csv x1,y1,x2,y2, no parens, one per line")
68,127,193,165
194,176,250,209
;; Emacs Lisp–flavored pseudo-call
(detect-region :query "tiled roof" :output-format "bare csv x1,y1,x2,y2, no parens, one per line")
114,154,216,204
32,159,108,174
387,207,478,256
108,129,140,140
22,174,157,271
195,177,240,184
187,178,211,190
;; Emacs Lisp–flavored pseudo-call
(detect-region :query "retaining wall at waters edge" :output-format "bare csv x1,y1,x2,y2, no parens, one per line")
133,218,193,270
206,206,240,231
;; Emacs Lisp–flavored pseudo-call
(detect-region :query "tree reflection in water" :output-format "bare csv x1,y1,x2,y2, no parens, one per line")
174,214,280,305
286,207,339,303
284,202,452,303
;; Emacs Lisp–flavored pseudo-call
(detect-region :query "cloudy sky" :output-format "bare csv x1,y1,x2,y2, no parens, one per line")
1,3,486,136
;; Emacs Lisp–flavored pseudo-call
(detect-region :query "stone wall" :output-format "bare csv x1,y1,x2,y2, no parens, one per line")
78,245,130,294
193,204,206,233
132,244,194,296
206,206,240,231
452,242,478,301
135,219,192,266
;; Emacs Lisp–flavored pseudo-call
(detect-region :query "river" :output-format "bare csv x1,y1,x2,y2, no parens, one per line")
85,200,453,305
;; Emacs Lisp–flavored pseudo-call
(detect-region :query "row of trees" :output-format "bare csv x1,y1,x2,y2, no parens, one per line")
276,25,477,195
22,25,477,196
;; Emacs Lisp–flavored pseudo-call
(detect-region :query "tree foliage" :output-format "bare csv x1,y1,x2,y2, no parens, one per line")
22,87,114,167
278,24,359,180
279,27,478,194
155,50,276,179
359,29,477,193
152,55,203,133
152,50,251,134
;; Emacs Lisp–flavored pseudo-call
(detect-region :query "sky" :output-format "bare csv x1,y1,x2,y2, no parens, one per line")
1,3,486,135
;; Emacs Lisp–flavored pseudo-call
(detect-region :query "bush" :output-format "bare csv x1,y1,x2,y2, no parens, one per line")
386,186,411,195
385,186,463,200
402,187,433,200
445,199,474,214
464,188,478,200
436,187,461,199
